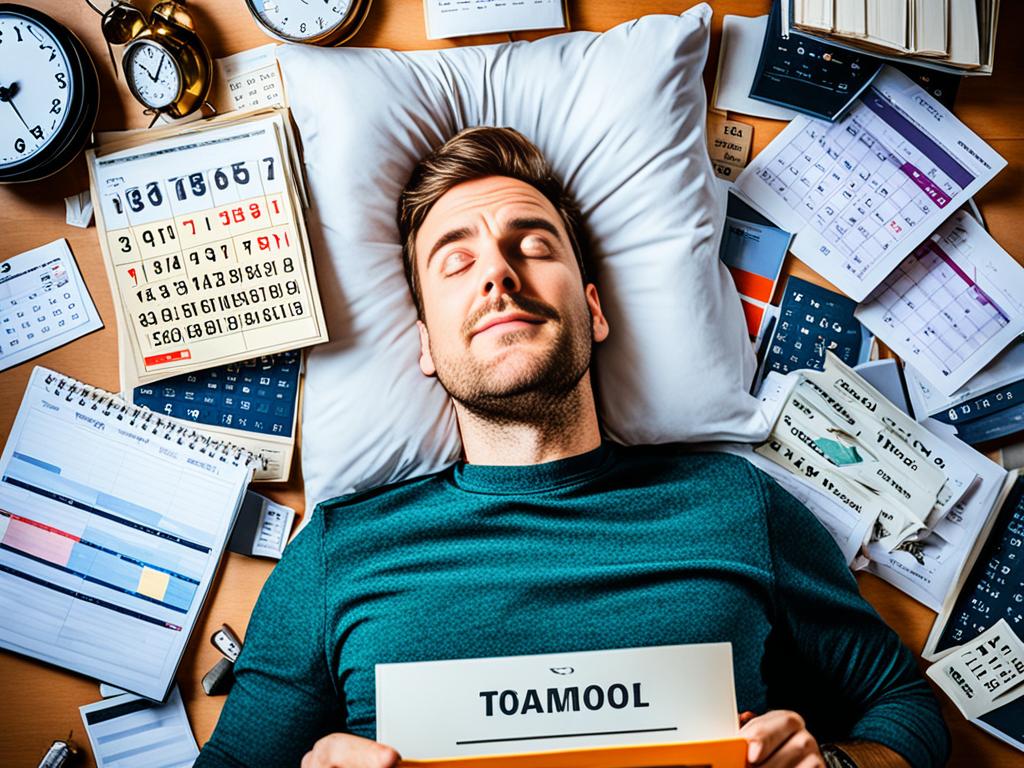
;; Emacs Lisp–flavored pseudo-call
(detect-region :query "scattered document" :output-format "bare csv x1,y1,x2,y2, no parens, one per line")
927,619,1024,719
423,0,566,40
719,193,791,338
214,45,286,113
80,686,198,768
64,190,94,228
0,240,103,373
753,353,978,557
376,644,740,762
712,15,799,121
856,210,1024,396
867,419,1009,611
0,367,255,700
735,67,1006,301
905,339,1024,419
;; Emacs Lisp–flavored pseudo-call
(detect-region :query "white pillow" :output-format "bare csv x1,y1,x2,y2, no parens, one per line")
277,4,770,509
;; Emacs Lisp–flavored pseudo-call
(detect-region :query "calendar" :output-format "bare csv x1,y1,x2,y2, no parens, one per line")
735,67,1006,300
856,210,1024,396
0,239,102,372
88,112,327,389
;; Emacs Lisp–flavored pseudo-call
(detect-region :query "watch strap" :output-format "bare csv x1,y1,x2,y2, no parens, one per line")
821,744,859,768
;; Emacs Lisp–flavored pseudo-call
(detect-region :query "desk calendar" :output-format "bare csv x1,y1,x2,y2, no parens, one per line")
735,67,1006,301
0,240,102,373
856,210,1024,396
87,112,327,390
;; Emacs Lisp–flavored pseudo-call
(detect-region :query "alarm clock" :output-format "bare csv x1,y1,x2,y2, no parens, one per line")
0,5,98,184
244,0,373,46
102,0,212,120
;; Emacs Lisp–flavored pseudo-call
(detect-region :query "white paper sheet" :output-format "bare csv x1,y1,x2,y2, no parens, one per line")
0,239,103,372
376,644,737,760
866,419,1009,611
712,16,800,121
905,339,1024,419
80,686,198,768
856,210,1024,396
735,67,1006,301
424,0,566,40
215,44,286,112
65,190,94,228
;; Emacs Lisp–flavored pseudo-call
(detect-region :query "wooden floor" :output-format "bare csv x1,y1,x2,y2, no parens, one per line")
1,1,1021,765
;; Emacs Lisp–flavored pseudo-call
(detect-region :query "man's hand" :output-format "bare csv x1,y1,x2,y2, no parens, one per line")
300,733,402,768
739,710,824,767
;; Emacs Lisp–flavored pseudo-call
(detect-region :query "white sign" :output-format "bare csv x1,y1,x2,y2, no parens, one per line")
375,643,737,761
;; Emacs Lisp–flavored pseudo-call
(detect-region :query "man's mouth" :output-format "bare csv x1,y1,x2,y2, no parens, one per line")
471,312,546,337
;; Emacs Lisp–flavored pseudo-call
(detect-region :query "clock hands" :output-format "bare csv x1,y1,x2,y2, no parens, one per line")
153,55,165,82
0,82,32,134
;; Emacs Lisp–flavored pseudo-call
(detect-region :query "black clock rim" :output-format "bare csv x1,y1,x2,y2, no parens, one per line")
243,0,366,46
0,4,99,184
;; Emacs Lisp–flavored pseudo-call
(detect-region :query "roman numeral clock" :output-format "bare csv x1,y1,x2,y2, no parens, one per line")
0,5,98,184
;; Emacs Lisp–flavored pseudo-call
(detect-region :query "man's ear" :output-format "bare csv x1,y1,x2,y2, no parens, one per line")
418,320,437,376
585,283,610,343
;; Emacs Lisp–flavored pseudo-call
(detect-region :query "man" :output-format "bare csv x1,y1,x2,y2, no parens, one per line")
196,128,950,768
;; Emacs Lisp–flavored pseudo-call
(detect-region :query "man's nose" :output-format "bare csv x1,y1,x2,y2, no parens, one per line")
478,243,521,298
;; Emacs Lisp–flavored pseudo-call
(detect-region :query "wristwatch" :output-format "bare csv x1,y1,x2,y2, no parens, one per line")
821,744,859,768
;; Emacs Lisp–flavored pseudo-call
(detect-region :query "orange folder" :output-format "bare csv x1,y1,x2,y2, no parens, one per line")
400,737,748,767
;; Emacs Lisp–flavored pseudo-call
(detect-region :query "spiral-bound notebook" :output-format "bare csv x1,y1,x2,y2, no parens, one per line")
0,367,256,701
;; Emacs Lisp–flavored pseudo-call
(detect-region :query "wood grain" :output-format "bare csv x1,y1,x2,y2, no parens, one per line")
1,1,1021,765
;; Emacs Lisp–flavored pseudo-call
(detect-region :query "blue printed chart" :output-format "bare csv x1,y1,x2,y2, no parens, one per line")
0,368,252,700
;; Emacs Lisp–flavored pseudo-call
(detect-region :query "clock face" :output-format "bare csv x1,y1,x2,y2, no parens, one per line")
0,12,73,169
125,41,182,109
252,0,354,42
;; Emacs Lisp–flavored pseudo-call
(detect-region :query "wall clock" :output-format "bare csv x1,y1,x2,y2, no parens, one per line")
0,4,98,184
244,0,373,46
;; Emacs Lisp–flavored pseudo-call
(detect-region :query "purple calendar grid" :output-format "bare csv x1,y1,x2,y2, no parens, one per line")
874,240,1009,377
756,86,975,282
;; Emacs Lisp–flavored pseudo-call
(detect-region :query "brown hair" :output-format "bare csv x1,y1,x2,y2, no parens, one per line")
397,126,588,318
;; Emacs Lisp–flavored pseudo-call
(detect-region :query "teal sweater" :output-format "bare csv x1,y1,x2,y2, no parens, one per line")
197,444,949,767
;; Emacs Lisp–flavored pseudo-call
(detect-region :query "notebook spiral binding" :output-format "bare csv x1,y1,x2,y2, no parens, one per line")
43,372,266,470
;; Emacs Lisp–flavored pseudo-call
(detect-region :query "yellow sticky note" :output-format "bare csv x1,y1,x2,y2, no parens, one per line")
137,566,170,601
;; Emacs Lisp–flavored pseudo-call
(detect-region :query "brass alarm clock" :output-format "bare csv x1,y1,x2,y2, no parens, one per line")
101,0,211,120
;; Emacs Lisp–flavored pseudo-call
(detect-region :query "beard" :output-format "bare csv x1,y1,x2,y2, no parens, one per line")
429,293,594,426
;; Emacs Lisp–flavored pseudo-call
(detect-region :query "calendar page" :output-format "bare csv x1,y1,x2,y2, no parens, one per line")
735,67,1006,301
856,210,1024,397
0,239,103,372
88,114,327,388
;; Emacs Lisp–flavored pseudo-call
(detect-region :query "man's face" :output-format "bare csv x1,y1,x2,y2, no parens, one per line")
414,176,608,420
